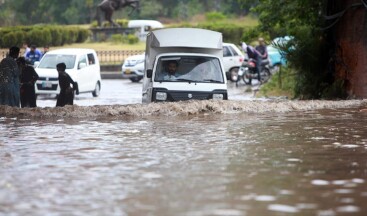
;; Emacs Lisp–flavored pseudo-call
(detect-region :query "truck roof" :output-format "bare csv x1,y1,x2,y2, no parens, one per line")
145,28,223,70
148,28,222,50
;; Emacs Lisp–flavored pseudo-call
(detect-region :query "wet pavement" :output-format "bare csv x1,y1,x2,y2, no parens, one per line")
35,79,259,108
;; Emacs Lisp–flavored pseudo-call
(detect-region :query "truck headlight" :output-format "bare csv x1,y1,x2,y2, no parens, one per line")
156,92,167,101
213,94,224,100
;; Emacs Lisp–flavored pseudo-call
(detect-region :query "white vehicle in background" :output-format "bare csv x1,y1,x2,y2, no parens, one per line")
222,42,245,82
128,20,164,41
121,53,145,82
34,48,101,97
142,28,228,103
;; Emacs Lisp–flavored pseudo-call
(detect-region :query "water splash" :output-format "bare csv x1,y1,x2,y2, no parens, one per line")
0,99,366,119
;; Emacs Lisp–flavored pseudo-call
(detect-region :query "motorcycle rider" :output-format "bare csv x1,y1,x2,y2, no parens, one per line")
255,37,269,60
241,42,262,84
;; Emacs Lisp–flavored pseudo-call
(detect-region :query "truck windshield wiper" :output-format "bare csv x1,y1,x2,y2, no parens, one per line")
176,78,197,83
203,79,222,83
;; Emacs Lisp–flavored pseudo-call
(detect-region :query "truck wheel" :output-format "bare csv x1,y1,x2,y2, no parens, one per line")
92,82,101,97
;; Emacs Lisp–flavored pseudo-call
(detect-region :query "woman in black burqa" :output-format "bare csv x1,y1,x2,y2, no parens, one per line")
56,62,78,107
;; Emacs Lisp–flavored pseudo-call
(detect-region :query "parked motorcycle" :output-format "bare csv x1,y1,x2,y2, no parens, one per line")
236,58,271,85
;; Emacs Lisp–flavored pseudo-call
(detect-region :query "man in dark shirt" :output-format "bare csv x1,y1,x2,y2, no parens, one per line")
0,46,20,107
56,63,77,107
17,57,39,108
255,37,268,60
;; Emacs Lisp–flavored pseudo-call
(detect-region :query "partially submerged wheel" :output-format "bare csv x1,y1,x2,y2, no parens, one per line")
92,82,101,97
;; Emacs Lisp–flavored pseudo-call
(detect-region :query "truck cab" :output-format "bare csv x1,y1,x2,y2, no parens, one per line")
142,28,228,103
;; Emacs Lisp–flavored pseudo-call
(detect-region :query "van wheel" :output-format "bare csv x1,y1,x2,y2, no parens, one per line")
92,82,101,97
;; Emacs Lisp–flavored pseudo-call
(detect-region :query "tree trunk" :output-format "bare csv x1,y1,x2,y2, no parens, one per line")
332,0,367,98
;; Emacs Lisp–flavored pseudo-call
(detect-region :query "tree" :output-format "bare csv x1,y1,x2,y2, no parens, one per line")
251,1,329,99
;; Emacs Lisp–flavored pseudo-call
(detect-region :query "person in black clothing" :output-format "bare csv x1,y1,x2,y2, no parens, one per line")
56,62,78,107
255,37,268,60
17,57,39,108
241,42,262,83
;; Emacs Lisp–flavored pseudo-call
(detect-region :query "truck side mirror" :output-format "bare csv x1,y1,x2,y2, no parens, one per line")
78,62,87,69
147,69,152,78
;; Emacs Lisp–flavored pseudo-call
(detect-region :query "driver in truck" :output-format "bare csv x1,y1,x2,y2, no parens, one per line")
158,60,179,81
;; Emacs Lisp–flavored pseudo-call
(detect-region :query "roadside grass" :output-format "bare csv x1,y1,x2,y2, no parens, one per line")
258,66,296,99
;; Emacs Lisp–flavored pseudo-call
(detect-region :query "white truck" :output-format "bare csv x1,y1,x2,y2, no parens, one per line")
142,28,228,103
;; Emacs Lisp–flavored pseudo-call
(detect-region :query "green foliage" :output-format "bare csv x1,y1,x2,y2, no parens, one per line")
49,27,63,46
109,34,139,45
138,0,164,20
90,21,99,28
237,0,345,99
126,34,139,44
170,20,253,44
259,66,296,99
26,28,51,47
0,0,248,26
77,28,90,43
321,80,348,99
198,23,249,44
98,19,129,28
2,32,22,48
240,27,261,44
110,34,124,44
205,12,227,22
0,25,89,48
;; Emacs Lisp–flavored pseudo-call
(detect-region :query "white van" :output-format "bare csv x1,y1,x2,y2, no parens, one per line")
128,20,164,41
34,48,101,97
142,28,228,103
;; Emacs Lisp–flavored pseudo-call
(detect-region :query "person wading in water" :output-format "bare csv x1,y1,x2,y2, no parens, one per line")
17,57,39,108
56,62,78,107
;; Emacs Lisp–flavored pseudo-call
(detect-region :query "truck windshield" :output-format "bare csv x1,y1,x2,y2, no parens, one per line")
154,56,224,83
38,54,76,69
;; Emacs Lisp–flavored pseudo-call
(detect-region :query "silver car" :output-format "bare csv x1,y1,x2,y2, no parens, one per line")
121,53,145,82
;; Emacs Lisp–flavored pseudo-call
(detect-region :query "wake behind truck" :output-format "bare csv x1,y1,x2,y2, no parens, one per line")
142,28,228,103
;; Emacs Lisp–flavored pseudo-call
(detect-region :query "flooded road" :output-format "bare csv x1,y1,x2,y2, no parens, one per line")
35,79,255,107
1,80,367,215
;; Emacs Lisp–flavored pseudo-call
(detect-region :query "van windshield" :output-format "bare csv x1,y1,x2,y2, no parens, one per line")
38,54,76,69
154,56,224,83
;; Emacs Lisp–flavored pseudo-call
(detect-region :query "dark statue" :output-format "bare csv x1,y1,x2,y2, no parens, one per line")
97,0,140,27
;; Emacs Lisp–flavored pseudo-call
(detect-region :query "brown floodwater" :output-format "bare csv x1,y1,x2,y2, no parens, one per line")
1,100,367,216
